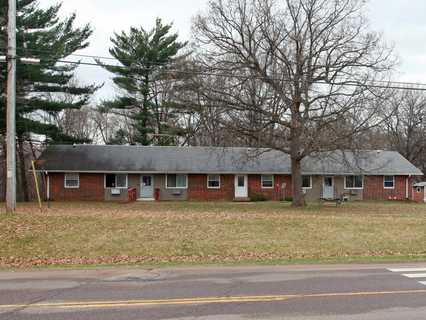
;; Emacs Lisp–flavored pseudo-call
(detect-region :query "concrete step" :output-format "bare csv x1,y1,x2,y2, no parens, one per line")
137,198,155,202
233,197,251,202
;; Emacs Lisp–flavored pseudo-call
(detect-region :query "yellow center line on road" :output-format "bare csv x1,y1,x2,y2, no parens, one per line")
2,289,426,310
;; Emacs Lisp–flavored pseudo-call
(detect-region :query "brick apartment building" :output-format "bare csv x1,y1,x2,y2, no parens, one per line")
35,145,424,202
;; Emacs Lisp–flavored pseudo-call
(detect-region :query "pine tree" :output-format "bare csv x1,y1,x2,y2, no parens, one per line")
0,0,98,200
98,18,187,145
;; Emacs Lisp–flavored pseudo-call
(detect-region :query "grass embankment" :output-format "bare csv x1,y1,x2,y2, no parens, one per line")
1,201,426,268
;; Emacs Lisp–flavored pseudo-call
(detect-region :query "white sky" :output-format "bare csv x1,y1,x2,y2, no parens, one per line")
41,0,426,100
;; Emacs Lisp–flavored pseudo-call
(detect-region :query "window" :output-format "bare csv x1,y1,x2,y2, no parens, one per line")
237,175,245,187
207,175,220,189
64,173,79,188
166,174,188,189
105,174,128,188
384,176,395,189
261,175,274,188
345,175,363,189
142,175,152,187
302,175,312,189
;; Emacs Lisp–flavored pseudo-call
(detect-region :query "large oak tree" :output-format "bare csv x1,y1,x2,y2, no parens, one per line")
192,0,395,206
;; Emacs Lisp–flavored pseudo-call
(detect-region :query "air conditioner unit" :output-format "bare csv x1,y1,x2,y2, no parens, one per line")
111,188,121,195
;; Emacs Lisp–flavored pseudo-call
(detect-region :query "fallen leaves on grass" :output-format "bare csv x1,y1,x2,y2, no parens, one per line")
2,250,426,269
1,201,426,268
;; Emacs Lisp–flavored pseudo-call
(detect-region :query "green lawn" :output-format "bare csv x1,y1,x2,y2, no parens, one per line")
1,201,426,268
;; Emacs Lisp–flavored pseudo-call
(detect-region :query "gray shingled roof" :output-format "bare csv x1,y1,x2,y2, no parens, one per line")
36,145,423,176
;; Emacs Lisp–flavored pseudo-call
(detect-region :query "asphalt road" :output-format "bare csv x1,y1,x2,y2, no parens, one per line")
1,264,426,319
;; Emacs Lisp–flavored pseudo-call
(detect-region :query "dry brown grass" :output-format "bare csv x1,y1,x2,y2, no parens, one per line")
0,201,425,268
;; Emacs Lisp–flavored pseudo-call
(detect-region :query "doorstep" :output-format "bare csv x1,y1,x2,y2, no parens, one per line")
233,197,251,202
137,198,156,201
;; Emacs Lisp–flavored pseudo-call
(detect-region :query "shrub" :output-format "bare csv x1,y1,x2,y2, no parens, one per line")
284,196,293,202
250,193,268,202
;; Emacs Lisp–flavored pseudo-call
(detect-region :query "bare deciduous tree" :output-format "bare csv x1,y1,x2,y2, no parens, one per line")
384,91,426,175
192,0,395,206
54,107,99,143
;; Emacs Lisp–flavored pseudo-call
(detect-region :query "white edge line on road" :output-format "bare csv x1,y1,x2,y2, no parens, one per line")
402,273,426,278
388,268,426,273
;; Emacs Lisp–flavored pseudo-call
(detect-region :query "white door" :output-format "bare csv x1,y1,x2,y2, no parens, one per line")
234,175,248,198
323,176,334,199
140,175,154,199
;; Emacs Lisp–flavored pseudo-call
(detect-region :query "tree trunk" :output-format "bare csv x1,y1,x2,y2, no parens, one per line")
17,135,29,202
140,75,150,145
291,156,305,207
290,99,305,207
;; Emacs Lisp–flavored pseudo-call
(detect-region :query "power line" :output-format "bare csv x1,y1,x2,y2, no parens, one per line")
4,46,426,92
1,46,179,68
10,47,426,89
51,58,426,92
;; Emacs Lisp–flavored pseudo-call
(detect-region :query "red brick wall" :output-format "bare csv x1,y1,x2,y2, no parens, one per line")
413,186,425,203
187,174,292,201
248,174,291,201
363,175,413,201
48,172,416,202
49,173,105,201
187,174,234,201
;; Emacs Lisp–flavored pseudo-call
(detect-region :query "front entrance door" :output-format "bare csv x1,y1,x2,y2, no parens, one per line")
323,176,334,199
234,175,248,198
140,175,154,199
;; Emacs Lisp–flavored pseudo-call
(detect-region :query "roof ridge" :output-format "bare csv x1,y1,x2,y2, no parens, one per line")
52,144,273,150
53,145,398,152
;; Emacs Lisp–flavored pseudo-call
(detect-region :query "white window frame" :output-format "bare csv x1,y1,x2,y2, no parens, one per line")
104,173,128,189
383,175,395,189
165,174,188,189
261,174,274,189
302,175,312,189
64,173,80,189
207,174,221,189
344,175,364,190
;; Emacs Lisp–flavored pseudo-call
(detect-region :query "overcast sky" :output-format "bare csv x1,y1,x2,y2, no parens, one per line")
42,0,426,100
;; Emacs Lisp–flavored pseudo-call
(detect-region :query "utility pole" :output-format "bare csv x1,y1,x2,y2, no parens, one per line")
1,2,40,213
6,0,17,213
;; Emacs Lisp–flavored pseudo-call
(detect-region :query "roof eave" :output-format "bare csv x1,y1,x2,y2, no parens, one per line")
37,169,424,176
